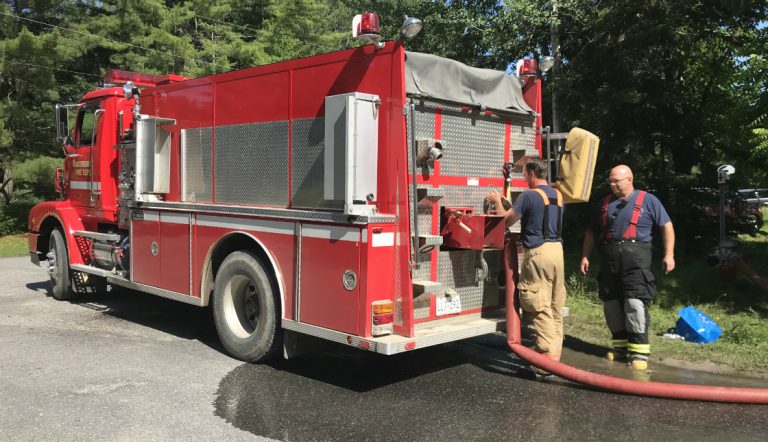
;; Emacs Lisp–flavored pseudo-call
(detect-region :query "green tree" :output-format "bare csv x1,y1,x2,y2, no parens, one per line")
549,1,768,194
0,25,62,203
0,0,355,207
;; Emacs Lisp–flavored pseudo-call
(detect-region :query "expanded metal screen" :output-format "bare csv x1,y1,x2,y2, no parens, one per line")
214,121,289,206
291,118,342,210
181,127,213,202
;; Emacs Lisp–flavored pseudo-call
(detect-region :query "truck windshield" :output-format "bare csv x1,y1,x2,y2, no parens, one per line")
76,104,101,147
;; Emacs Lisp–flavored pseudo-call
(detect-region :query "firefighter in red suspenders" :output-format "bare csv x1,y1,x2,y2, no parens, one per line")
580,165,675,371
487,159,567,373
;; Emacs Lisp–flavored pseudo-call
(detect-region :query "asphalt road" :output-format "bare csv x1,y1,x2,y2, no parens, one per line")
2,256,767,441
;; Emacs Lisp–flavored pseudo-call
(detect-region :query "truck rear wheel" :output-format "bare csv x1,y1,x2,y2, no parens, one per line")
48,229,76,301
213,251,280,362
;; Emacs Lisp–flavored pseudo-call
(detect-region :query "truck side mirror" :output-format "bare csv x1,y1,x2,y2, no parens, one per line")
55,104,70,145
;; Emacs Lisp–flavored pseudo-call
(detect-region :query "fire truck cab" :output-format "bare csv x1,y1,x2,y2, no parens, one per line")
28,15,547,362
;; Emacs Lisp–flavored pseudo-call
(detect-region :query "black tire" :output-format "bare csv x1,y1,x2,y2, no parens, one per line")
212,251,280,362
48,229,76,301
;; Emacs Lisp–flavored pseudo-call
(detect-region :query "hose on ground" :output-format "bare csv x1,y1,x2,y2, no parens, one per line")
502,239,768,404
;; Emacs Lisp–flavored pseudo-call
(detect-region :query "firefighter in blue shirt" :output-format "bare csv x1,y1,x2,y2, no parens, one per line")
487,158,567,368
580,165,675,371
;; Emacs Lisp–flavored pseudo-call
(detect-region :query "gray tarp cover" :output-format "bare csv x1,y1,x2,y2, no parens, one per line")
404,51,533,114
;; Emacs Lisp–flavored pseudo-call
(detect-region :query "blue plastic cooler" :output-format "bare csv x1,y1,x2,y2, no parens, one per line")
675,306,723,344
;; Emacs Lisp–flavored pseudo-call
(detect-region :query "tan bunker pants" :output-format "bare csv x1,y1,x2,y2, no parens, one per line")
517,241,567,361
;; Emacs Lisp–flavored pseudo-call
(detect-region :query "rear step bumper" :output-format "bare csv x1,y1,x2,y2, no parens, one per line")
283,312,506,355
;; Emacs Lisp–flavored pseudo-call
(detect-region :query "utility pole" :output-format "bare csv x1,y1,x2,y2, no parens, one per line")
550,1,560,133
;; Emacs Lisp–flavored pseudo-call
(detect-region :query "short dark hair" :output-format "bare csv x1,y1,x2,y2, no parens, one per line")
524,158,548,179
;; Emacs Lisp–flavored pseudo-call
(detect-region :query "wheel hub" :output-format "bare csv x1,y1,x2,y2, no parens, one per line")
46,251,56,276
224,275,261,339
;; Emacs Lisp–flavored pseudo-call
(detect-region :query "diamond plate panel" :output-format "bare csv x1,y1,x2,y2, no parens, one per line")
394,228,403,325
406,102,436,176
214,121,289,206
417,205,433,236
412,252,433,282
437,250,485,311
481,251,503,301
181,128,213,202
394,178,405,326
291,118,342,210
435,250,504,313
404,99,527,324
408,185,438,235
413,250,433,320
510,114,536,152
440,185,492,213
440,108,506,177
414,305,430,320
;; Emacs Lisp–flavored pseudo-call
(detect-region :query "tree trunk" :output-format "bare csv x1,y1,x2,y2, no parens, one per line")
0,167,13,205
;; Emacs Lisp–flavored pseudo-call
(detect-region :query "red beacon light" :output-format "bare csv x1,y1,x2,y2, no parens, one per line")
358,12,380,36
517,58,538,78
516,56,555,79
352,12,384,48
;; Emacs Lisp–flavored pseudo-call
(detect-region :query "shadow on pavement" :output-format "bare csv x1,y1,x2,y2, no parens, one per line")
27,278,226,355
25,280,51,294
563,334,610,358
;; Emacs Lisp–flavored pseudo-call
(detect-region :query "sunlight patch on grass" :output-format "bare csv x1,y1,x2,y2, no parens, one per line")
564,231,768,376
0,234,27,258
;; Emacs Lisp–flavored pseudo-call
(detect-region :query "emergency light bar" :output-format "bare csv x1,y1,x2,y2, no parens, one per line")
104,70,191,88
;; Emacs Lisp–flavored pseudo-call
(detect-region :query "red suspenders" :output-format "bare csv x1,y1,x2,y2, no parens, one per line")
623,190,646,240
600,194,613,241
600,190,646,241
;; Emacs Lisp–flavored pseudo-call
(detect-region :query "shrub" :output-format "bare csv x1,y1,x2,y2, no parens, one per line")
13,156,63,201
0,198,41,236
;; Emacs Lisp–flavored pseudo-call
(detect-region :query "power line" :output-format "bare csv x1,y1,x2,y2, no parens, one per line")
135,0,342,54
136,0,262,37
1,59,102,78
0,10,230,70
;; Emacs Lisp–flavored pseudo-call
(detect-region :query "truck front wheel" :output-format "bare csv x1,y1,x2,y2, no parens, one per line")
48,229,76,301
213,251,280,362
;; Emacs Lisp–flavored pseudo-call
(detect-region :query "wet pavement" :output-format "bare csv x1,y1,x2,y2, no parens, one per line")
2,256,768,441
559,339,768,388
215,335,768,441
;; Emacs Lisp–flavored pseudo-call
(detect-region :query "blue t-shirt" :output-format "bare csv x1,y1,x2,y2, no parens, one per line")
513,185,564,249
589,189,671,242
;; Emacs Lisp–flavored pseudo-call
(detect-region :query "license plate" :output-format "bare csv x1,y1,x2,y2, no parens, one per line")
436,295,461,316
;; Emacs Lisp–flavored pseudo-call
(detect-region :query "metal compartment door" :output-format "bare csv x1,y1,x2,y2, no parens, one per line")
131,210,161,286
298,225,361,334
158,212,191,294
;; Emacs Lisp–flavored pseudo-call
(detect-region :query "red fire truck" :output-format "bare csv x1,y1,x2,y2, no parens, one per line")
28,14,546,362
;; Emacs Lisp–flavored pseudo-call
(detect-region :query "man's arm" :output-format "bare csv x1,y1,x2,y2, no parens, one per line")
580,230,595,274
486,189,522,227
662,221,675,273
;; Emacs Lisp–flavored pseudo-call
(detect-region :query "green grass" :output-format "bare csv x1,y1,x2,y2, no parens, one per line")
564,227,768,377
0,234,28,258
